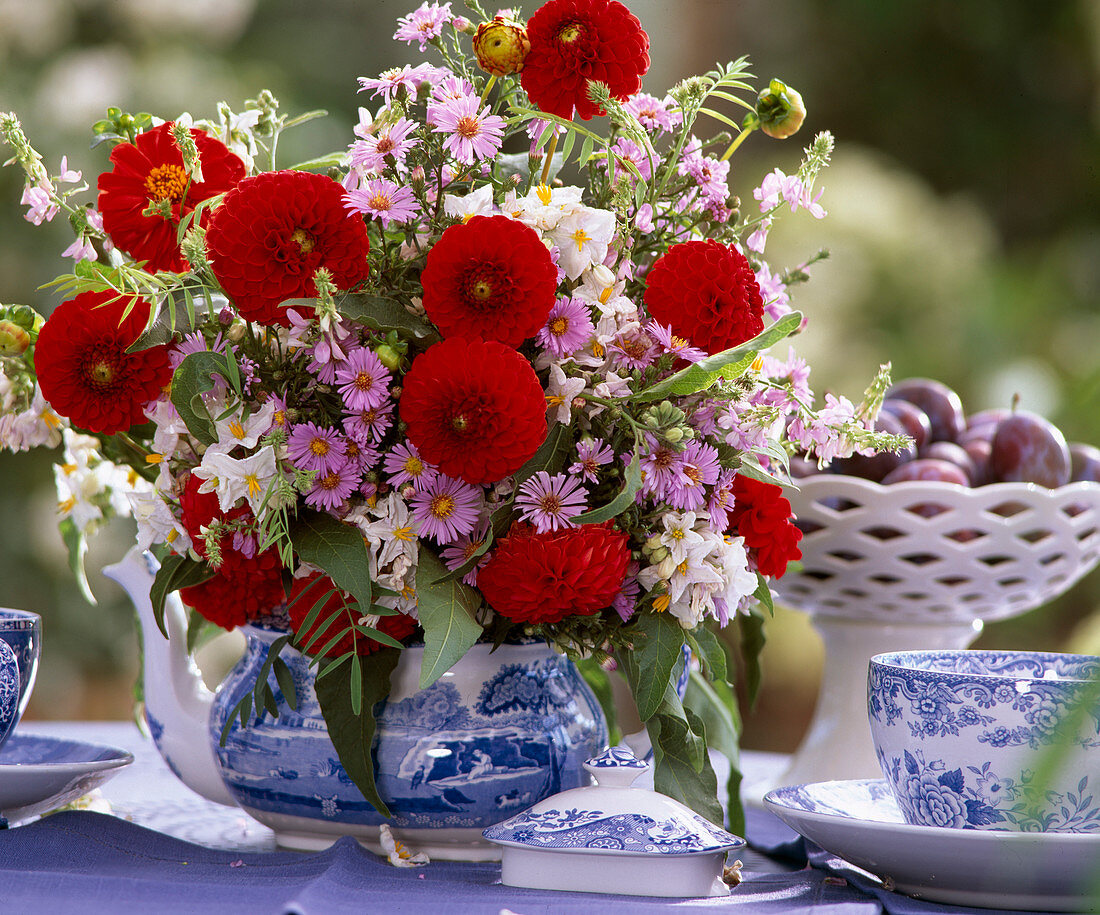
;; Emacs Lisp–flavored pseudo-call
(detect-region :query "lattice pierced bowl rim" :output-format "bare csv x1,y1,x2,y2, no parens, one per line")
771,474,1100,624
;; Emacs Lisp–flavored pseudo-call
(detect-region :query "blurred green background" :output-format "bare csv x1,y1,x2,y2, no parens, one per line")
1,0,1098,751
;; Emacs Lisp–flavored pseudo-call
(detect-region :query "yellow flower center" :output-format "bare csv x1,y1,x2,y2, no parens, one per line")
548,316,569,337
354,371,375,392
430,494,456,519
245,473,262,499
558,22,583,43
403,455,425,476
273,409,287,427
670,529,685,540
58,496,76,514
451,413,470,433
320,471,340,490
392,525,415,542
653,592,671,613
367,192,392,211
291,227,315,255
229,419,246,440
570,227,590,252
376,135,396,154
456,116,481,139
536,184,553,206
144,163,189,204
310,437,331,456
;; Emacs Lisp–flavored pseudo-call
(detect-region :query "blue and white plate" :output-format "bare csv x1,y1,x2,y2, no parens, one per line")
0,733,133,823
764,779,1100,912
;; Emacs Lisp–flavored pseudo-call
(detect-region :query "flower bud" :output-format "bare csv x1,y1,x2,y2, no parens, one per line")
656,555,676,579
375,343,401,370
473,16,531,77
226,322,246,343
755,79,806,140
664,426,684,444
0,320,30,355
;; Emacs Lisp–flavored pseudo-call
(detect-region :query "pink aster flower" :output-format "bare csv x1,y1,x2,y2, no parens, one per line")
335,347,393,412
440,518,491,586
394,2,453,50
647,322,707,363
640,434,689,502
611,137,654,181
428,76,477,126
344,400,395,445
383,440,439,491
609,327,658,371
346,177,419,228
611,562,641,622
536,297,595,359
623,93,682,133
287,422,347,476
410,474,481,543
358,63,445,104
305,459,360,512
429,94,505,165
707,468,737,531
570,438,615,484
343,435,381,474
515,471,588,533
348,117,418,174
667,440,721,511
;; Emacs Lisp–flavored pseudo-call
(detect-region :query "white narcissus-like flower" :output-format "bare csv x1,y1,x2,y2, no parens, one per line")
192,444,278,514
545,363,585,425
443,184,495,222
548,205,615,280
128,491,192,553
504,184,583,231
208,400,276,455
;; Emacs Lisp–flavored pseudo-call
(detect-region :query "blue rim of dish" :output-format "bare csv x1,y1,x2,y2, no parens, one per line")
0,733,134,770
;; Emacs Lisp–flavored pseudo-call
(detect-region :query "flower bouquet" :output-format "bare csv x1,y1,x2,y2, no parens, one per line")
0,0,900,830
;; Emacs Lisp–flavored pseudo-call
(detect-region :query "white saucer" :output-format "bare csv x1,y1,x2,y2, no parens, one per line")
0,732,133,823
763,779,1100,912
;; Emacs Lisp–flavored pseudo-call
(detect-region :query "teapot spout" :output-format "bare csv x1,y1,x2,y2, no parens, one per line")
103,545,235,807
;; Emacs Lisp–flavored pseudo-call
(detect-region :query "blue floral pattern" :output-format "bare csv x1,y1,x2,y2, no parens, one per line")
869,650,1100,832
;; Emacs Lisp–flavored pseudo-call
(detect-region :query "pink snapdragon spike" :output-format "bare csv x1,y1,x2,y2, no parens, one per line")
61,236,97,262
410,474,481,543
515,471,588,533
20,181,57,225
754,168,827,218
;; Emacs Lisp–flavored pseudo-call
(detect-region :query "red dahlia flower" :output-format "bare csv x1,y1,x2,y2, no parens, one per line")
97,122,246,274
420,215,557,347
726,474,803,578
177,474,286,630
205,170,371,327
400,337,547,485
643,239,765,355
288,572,418,657
478,522,630,624
34,290,172,435
521,0,650,121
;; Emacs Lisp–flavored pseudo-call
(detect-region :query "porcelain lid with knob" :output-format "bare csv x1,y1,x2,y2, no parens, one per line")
482,746,745,856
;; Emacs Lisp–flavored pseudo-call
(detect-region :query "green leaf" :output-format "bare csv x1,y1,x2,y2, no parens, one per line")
651,705,724,827
273,656,298,712
753,572,775,616
59,518,94,605
633,312,802,404
683,670,745,833
285,293,437,342
314,647,400,817
415,547,482,689
127,292,200,352
288,152,348,172
289,511,375,612
685,623,728,684
149,553,215,639
513,419,572,485
575,444,642,525
630,613,688,721
170,351,232,445
739,609,767,708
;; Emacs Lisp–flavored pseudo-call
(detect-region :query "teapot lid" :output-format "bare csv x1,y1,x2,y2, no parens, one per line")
482,745,744,857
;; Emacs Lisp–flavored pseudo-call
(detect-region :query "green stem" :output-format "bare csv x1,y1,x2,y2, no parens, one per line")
719,124,755,162
479,74,497,107
540,131,559,185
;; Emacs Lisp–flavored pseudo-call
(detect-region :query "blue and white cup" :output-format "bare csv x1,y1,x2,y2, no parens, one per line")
0,639,20,748
869,649,1100,832
0,608,41,750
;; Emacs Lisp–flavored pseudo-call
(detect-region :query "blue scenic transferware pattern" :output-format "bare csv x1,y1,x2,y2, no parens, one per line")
869,650,1100,831
202,632,607,831
0,640,19,746
0,609,40,719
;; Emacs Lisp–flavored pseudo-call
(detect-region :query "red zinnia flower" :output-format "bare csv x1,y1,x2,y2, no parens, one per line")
205,170,371,327
726,474,803,579
34,290,172,435
643,239,765,355
478,522,630,624
287,572,419,657
521,0,650,121
400,337,547,485
97,122,247,274
177,474,286,630
420,215,557,347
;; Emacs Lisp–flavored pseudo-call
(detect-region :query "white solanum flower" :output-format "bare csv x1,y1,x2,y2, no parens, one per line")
548,205,615,280
545,363,585,425
208,401,276,455
128,490,192,553
192,444,278,514
443,184,495,222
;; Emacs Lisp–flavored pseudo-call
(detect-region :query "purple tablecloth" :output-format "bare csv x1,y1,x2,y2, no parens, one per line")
0,723,1064,914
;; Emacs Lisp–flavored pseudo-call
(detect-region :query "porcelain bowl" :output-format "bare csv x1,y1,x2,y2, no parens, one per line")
776,476,1100,625
868,649,1100,832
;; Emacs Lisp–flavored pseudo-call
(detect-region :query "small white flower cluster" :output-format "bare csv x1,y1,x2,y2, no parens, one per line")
0,376,62,452
55,429,149,537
